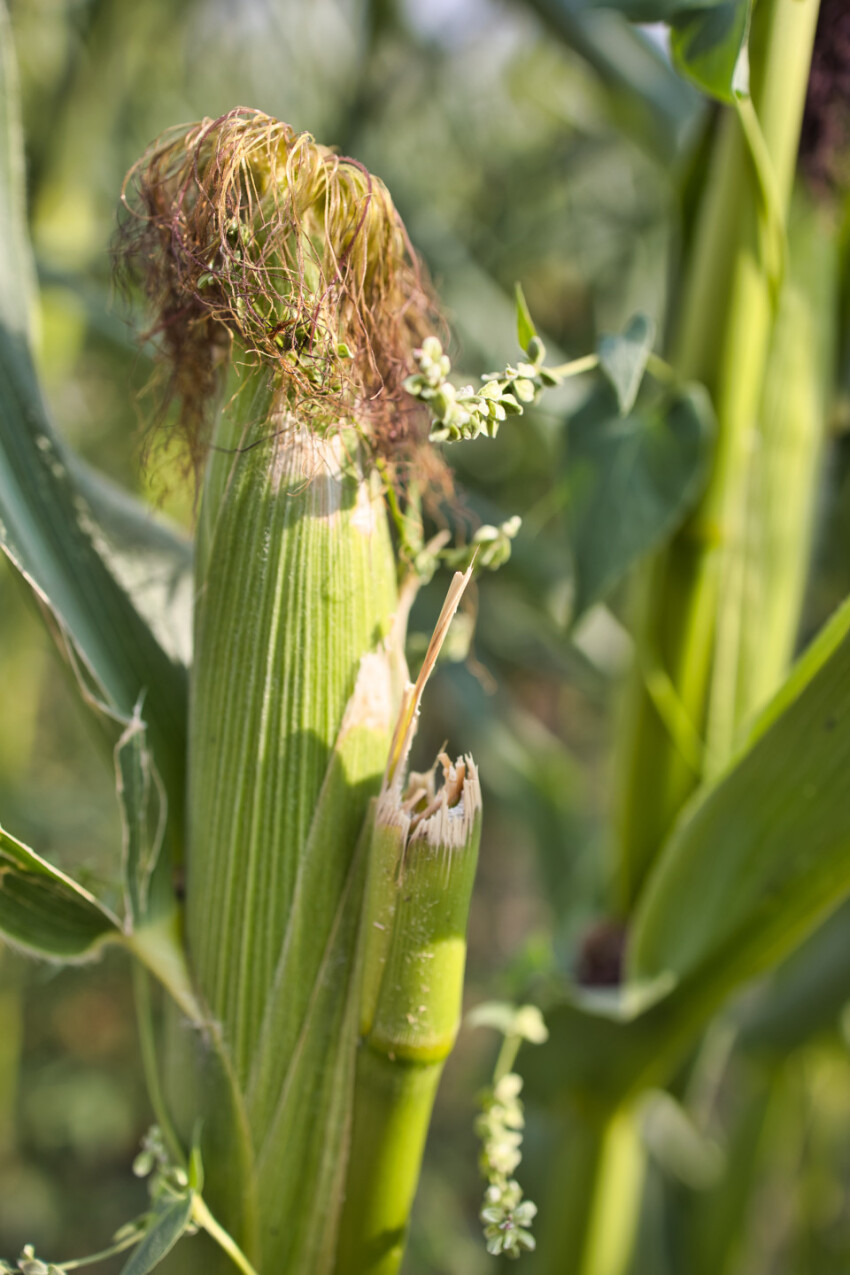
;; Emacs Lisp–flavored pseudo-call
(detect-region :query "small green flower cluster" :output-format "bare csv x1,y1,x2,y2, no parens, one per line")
404,333,558,444
442,515,522,574
0,1246,63,1275
476,1072,537,1258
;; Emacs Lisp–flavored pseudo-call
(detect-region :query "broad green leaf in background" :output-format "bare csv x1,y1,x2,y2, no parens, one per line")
525,596,850,1110
670,0,752,102
523,0,702,163
0,823,121,960
528,0,753,105
119,1193,195,1275
564,383,714,620
531,0,731,26
597,312,656,415
629,593,850,999
739,896,850,1055
0,1,189,814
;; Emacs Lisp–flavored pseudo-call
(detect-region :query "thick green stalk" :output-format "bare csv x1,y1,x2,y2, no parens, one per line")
615,0,821,909
539,1102,645,1275
733,191,837,720
184,375,399,1269
336,758,482,1275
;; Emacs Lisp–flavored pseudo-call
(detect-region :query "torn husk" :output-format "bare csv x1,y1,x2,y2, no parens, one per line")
360,751,482,1061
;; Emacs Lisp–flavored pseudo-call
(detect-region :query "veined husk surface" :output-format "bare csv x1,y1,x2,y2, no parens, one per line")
176,375,400,1273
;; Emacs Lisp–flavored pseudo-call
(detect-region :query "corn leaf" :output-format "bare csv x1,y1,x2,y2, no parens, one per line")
119,1194,195,1275
0,2,188,808
0,823,121,960
629,592,850,999
525,596,850,1110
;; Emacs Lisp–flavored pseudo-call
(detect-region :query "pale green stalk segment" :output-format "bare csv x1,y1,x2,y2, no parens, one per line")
336,758,482,1275
541,1103,645,1275
188,390,397,1084
336,1052,443,1275
733,193,837,725
615,0,821,908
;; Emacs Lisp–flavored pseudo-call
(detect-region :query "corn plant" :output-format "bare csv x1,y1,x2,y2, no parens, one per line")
0,8,602,1264
2,0,850,1272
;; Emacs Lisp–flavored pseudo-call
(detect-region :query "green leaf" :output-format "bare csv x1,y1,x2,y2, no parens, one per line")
565,383,714,620
670,1,752,102
0,6,188,811
629,594,850,999
0,823,121,960
119,1194,194,1275
597,313,656,415
67,455,193,670
116,709,165,926
515,283,537,353
739,896,850,1055
532,0,731,22
525,0,702,165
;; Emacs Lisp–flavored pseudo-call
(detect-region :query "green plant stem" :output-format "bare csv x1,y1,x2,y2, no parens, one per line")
540,1102,644,1275
192,1196,261,1275
337,762,482,1274
132,961,185,1168
615,0,821,909
335,1049,443,1275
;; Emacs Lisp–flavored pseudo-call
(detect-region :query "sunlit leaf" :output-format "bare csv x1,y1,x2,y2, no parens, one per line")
671,0,752,102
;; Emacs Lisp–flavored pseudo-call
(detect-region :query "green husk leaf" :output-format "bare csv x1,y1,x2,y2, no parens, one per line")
244,655,396,1272
0,823,121,961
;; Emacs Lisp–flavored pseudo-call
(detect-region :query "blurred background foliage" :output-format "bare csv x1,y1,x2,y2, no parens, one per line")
2,0,850,1271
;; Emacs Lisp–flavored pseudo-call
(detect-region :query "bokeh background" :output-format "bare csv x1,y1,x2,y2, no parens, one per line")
2,0,850,1271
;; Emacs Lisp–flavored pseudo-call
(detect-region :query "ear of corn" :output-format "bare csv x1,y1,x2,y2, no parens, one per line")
184,378,399,1267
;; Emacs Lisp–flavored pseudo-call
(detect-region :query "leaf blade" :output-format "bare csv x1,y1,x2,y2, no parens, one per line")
0,824,121,960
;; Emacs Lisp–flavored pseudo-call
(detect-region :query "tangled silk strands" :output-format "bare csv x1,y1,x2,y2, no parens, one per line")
118,108,438,466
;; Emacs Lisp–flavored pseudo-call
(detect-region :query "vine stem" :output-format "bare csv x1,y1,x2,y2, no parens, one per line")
192,1197,261,1275
132,961,185,1168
